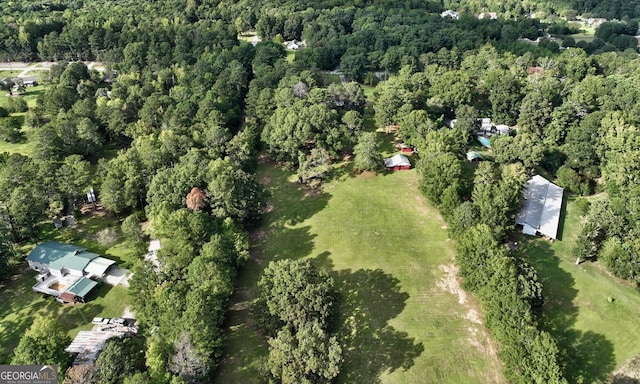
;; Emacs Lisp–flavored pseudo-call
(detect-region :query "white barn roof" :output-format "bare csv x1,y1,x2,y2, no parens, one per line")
515,175,563,239
84,257,116,277
384,154,411,168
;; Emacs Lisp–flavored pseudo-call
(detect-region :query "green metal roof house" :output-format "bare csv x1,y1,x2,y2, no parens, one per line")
29,241,117,304
65,277,99,302
27,241,115,278
26,241,86,272
49,252,97,277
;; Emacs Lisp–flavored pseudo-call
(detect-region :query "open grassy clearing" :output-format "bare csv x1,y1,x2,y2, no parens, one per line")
285,50,295,64
322,73,342,85
237,32,259,42
516,196,640,383
0,136,36,157
20,69,49,78
362,84,375,101
0,85,46,110
216,161,505,383
570,24,596,42
0,85,49,156
38,208,142,269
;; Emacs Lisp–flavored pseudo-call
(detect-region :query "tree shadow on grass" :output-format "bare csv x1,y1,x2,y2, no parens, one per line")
377,131,398,156
518,239,615,383
326,263,424,383
258,163,331,228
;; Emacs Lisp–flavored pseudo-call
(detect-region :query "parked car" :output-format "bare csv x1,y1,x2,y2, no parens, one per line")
109,318,126,325
92,317,110,325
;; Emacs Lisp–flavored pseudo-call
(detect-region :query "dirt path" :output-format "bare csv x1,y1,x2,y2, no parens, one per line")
436,263,505,382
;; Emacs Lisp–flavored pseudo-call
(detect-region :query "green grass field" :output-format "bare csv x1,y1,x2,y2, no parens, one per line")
570,24,596,43
322,74,342,86
362,84,375,101
515,196,640,383
0,70,22,78
285,50,295,64
216,162,505,383
38,210,142,269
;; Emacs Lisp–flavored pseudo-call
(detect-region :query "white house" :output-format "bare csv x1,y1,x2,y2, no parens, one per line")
441,10,459,19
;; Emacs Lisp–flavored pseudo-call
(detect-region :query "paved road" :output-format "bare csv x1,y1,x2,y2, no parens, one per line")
0,61,103,77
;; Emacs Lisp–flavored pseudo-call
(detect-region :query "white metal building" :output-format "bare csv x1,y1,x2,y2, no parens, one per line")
515,175,564,239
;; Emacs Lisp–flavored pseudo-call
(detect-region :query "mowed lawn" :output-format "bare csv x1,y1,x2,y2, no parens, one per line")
216,162,505,383
0,85,49,157
516,197,640,383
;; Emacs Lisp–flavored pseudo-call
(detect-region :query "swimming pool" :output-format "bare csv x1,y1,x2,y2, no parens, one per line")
477,136,491,148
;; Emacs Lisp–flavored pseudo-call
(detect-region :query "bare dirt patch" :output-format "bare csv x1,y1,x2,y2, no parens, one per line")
261,201,274,214
258,153,271,164
437,262,504,378
358,171,376,178
259,176,271,185
80,202,108,216
122,306,136,319
436,263,467,304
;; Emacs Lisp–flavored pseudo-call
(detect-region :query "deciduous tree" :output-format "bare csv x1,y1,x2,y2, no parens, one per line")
267,321,342,384
353,132,382,172
256,259,334,331
12,316,72,378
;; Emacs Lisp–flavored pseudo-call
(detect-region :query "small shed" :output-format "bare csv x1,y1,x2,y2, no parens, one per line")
58,292,77,304
384,154,411,170
399,143,414,153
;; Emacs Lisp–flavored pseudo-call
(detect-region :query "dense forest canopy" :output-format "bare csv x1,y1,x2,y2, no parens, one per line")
1,0,640,382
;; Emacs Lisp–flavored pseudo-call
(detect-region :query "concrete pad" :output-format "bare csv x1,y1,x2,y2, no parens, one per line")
103,267,129,286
